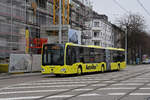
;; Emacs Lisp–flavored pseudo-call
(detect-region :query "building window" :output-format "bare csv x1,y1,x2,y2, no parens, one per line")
93,31,99,37
36,0,47,9
94,41,100,46
94,21,99,27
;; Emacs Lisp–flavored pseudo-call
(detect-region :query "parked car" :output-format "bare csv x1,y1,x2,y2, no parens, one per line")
142,59,150,64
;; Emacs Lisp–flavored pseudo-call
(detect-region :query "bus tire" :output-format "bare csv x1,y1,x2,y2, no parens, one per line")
118,64,120,71
77,66,82,76
55,74,61,77
101,65,105,72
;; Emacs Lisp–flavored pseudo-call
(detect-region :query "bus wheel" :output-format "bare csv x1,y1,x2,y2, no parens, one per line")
118,64,120,71
101,66,104,72
55,74,61,77
77,67,82,76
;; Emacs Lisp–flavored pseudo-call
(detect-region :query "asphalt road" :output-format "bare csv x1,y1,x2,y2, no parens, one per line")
0,65,150,100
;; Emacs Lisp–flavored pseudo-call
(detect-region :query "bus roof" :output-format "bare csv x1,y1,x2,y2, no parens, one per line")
66,43,125,51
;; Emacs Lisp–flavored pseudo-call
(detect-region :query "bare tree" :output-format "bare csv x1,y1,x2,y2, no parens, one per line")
117,13,147,64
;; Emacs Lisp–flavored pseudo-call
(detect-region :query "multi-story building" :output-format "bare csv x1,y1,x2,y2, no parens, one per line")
112,24,125,48
84,12,114,47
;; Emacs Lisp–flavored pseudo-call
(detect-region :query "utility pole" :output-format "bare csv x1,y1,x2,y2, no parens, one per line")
125,27,128,64
59,0,62,44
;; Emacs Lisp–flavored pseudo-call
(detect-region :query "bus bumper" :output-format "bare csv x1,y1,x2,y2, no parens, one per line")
41,66,67,75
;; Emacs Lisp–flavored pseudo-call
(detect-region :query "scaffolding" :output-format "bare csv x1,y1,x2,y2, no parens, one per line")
53,0,70,25
0,0,26,63
0,0,94,63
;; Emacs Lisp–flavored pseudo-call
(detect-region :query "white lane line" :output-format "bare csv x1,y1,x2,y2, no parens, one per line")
134,78,150,80
123,80,149,83
36,79,107,82
108,93,126,96
23,81,99,85
0,89,68,95
98,87,136,90
0,83,32,91
47,95,73,99
79,93,100,97
74,89,93,91
140,88,150,90
112,83,144,86
130,93,150,96
102,81,115,83
92,84,107,86
0,96,42,100
5,84,86,90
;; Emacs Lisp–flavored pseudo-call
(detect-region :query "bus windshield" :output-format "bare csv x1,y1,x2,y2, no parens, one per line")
42,44,65,66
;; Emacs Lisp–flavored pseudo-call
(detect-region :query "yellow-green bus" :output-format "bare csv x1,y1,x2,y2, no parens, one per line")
41,43,126,76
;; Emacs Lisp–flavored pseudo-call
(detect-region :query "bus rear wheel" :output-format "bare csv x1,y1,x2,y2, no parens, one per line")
77,67,82,76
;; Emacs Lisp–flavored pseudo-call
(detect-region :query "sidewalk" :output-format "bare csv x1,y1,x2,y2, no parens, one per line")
0,72,41,79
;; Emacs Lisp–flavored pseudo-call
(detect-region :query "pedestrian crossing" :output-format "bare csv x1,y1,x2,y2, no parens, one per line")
1,71,150,100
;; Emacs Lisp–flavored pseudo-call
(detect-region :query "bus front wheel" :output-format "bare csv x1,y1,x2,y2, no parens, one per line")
118,64,121,71
77,67,82,76
101,65,105,72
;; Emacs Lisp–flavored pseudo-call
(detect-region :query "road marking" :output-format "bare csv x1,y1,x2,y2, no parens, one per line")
47,95,73,98
0,96,42,100
98,87,136,90
79,93,100,97
123,80,149,83
92,84,107,86
130,93,150,95
0,89,68,95
23,81,99,85
112,83,143,86
102,81,115,83
74,89,93,91
140,88,150,90
5,84,86,90
108,93,126,95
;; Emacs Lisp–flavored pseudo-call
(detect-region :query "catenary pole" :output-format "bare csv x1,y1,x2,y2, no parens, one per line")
125,27,128,64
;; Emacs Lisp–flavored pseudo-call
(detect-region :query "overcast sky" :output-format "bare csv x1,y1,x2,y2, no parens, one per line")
92,0,150,32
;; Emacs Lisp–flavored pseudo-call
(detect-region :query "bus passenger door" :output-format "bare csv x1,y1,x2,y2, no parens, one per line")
105,50,111,71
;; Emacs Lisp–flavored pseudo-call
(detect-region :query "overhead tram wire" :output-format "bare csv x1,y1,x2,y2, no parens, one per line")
137,0,150,17
113,0,130,13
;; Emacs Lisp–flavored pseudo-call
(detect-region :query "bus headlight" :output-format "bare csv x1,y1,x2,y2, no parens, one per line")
42,68,45,72
61,68,66,72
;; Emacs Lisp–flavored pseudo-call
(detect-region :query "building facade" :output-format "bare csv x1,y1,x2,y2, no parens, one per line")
84,13,114,47
0,0,124,64
112,24,125,48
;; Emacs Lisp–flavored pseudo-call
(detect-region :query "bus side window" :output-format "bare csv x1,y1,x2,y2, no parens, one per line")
90,48,95,63
79,47,84,63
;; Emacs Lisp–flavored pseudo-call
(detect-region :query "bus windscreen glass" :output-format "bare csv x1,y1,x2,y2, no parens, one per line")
42,44,64,66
